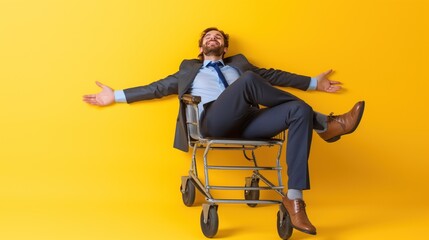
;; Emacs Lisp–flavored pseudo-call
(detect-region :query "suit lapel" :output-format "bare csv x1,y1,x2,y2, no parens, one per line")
179,62,203,96
224,54,250,74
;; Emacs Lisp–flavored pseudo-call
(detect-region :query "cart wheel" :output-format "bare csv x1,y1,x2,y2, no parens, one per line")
200,206,219,238
180,178,195,207
277,204,293,239
244,177,260,207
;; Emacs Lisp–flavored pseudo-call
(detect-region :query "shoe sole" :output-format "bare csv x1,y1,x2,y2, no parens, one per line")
293,225,317,235
326,101,365,143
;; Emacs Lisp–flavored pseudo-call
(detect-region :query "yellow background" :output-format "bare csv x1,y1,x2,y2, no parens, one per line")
1,0,428,239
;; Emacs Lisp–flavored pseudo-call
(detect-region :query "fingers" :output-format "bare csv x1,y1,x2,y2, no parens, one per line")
329,80,342,85
83,81,114,106
95,81,104,88
95,81,114,92
322,69,333,77
82,82,104,104
82,94,94,103
327,85,341,93
316,69,334,82
82,94,100,105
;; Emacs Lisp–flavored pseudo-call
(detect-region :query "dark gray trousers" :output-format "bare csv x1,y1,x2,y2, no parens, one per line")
200,71,325,190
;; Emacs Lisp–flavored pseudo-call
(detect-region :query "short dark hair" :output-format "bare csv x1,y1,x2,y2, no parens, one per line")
198,27,229,60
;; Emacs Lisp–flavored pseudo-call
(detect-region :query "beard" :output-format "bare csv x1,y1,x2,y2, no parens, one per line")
202,42,225,57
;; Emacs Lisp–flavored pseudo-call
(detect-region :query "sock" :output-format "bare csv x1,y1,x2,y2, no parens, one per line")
314,112,328,133
287,189,303,200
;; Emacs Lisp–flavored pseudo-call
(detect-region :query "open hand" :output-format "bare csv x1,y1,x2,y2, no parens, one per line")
315,69,342,93
82,81,115,106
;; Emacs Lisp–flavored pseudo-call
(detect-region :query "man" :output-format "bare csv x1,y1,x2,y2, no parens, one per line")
83,27,365,235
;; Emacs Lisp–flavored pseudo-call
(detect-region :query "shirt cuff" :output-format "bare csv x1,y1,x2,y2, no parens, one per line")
114,90,127,102
307,77,318,90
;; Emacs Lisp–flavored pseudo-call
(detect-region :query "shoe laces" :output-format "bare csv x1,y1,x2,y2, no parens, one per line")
327,112,338,121
327,112,346,130
293,199,307,213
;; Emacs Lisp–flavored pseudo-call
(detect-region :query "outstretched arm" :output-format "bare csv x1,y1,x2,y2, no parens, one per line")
83,81,115,106
315,69,342,93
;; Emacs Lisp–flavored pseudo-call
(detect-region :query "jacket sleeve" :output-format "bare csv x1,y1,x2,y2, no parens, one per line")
123,73,180,103
253,66,311,91
230,54,311,91
122,59,198,103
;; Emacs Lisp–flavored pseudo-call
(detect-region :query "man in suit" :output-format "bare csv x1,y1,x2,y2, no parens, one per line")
83,27,365,235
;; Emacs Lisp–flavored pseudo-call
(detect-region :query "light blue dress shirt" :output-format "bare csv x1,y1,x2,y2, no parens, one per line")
189,60,240,115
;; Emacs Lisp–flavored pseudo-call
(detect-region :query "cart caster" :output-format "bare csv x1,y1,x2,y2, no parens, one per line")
277,203,293,239
180,176,195,207
244,177,260,207
200,204,219,238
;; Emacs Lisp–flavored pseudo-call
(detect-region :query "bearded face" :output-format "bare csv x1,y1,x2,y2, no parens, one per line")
202,40,225,57
200,30,227,57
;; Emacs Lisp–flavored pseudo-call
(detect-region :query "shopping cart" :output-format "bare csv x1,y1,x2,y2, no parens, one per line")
179,94,294,239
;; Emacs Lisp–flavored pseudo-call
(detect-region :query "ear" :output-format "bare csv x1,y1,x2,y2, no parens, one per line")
224,47,228,53
199,47,203,53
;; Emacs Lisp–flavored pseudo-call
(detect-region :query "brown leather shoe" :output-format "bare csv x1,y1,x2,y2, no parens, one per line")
282,196,317,235
318,101,365,142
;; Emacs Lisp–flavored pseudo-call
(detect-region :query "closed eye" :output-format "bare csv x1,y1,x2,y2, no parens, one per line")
204,34,223,40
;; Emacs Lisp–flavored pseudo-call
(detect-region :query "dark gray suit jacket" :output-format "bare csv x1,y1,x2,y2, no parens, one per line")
123,54,311,152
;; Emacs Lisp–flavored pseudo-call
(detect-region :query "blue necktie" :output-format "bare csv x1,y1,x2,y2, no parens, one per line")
207,61,229,88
